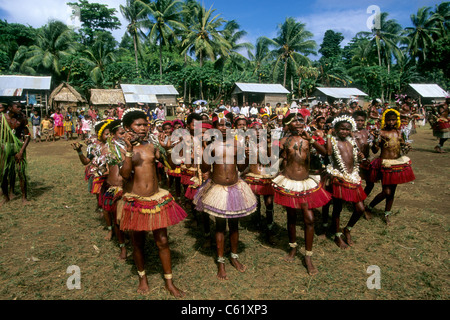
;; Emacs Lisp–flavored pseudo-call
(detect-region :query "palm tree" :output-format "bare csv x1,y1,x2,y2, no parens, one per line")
430,2,449,37
120,0,147,75
180,4,231,99
262,17,316,88
404,6,443,64
179,0,200,100
358,12,404,73
248,37,272,82
11,20,77,78
138,0,184,83
216,20,254,72
81,32,117,87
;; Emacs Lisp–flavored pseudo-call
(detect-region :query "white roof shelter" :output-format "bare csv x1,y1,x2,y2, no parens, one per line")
233,83,290,94
120,84,178,104
314,87,368,99
408,84,448,98
0,75,52,96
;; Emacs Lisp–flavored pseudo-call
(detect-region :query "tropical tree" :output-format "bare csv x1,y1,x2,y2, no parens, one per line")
67,0,121,46
262,17,317,87
138,0,184,83
358,12,404,73
180,4,231,98
81,32,118,87
10,20,77,79
403,6,442,65
120,0,148,75
216,20,254,72
248,37,272,82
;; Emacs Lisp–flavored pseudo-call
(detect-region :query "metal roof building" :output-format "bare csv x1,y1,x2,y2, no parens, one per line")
120,84,178,104
0,75,52,97
231,82,290,106
313,87,368,99
120,84,179,115
0,75,52,115
407,84,448,104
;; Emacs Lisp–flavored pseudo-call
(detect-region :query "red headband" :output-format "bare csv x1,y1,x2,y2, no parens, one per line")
202,122,213,129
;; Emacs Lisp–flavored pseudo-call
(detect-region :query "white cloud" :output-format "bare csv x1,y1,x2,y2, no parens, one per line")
297,8,374,60
0,0,129,41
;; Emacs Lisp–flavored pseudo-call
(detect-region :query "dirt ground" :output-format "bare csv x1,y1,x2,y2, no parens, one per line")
0,125,448,300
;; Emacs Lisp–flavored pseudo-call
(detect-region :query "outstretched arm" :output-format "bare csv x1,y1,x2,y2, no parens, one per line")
71,142,91,166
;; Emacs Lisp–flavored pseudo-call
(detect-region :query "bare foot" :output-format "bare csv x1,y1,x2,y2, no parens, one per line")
165,280,185,298
384,215,391,226
217,263,229,280
9,193,16,200
104,230,113,240
334,235,349,250
137,276,150,295
364,210,372,221
284,247,297,262
305,256,318,276
118,246,127,260
230,257,247,273
343,228,354,247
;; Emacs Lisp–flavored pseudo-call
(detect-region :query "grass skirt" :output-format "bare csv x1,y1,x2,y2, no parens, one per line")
329,176,367,203
243,172,275,196
369,156,415,185
193,179,257,219
117,189,187,232
272,174,331,209
433,119,450,138
90,175,106,195
180,166,196,185
99,183,123,213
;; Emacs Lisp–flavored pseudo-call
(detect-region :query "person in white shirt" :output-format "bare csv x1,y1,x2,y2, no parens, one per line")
240,103,250,117
250,103,259,117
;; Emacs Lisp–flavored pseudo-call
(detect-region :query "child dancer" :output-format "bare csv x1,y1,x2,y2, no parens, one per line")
367,109,415,225
272,112,331,275
326,115,367,249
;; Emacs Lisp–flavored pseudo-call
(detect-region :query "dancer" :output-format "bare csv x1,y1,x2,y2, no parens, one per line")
272,112,331,275
193,110,257,280
326,115,367,249
117,108,186,297
241,121,276,244
432,105,450,153
99,120,127,260
352,111,376,219
367,109,415,225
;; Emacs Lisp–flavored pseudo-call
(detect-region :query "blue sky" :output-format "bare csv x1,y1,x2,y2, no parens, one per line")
0,0,444,58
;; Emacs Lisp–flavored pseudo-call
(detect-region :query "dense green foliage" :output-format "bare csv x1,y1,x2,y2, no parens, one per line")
1,0,448,103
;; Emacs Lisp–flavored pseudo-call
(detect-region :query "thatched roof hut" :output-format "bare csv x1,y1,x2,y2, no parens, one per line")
90,89,126,109
49,82,86,110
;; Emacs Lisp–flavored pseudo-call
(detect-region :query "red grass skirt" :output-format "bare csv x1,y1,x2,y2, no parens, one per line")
369,156,415,185
90,175,107,195
166,165,182,177
272,175,331,209
243,174,274,196
330,176,367,203
185,185,199,200
359,160,372,182
100,184,123,213
180,167,196,186
118,189,187,232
